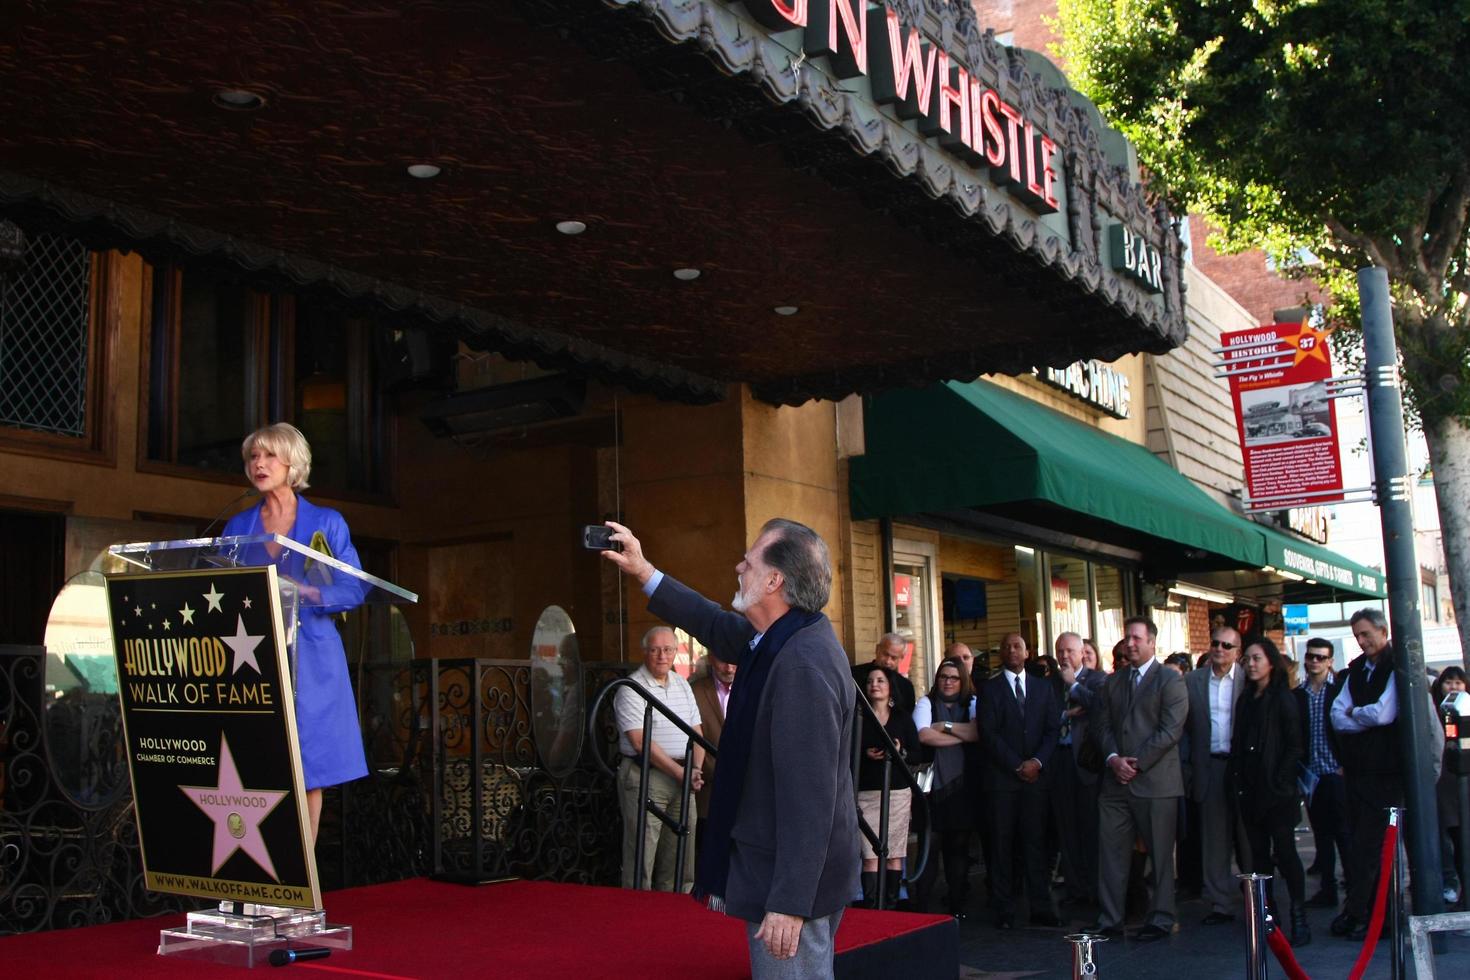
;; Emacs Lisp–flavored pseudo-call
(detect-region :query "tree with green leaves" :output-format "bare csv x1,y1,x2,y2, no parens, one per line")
1055,0,1470,667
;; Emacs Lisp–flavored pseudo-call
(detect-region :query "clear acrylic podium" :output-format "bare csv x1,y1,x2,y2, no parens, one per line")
107,534,417,968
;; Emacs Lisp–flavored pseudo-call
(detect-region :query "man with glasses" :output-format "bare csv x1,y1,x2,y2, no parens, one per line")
614,625,706,892
1052,631,1107,907
1183,626,1248,925
1294,637,1349,910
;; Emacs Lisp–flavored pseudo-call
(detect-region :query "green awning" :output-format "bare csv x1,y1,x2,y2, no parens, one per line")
1259,524,1385,599
850,379,1383,598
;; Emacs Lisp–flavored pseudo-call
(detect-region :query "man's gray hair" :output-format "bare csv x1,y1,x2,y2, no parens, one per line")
879,632,906,649
759,518,832,613
642,625,676,649
1349,607,1388,631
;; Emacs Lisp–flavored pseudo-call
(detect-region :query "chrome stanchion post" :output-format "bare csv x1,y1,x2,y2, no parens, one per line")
1062,933,1105,978
1240,872,1272,980
1389,806,1404,980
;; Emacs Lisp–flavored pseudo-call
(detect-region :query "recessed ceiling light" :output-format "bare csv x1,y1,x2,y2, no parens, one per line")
407,163,442,179
673,268,702,281
213,88,266,111
773,305,799,316
555,220,588,236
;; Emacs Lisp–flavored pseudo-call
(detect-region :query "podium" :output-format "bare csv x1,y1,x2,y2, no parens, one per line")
105,534,417,967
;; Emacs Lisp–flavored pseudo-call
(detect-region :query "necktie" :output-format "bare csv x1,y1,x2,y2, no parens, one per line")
1126,667,1140,708
1014,674,1025,715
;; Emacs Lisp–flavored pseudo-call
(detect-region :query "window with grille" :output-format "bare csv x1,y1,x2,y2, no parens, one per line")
0,234,93,437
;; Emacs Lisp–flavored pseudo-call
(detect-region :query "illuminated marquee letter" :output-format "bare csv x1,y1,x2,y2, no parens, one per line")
919,51,971,153
804,0,866,78
868,7,937,120
745,0,808,31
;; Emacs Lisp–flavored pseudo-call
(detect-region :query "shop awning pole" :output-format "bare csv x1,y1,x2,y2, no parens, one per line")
1358,265,1444,922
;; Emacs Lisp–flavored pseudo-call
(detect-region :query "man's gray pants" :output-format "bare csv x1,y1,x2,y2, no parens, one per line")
745,908,844,980
1201,755,1248,915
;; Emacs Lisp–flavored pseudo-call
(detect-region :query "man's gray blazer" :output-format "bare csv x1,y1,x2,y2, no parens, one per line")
1094,660,1188,798
649,575,860,923
1183,664,1245,802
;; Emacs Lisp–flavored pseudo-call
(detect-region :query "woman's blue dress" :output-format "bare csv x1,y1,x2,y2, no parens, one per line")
223,496,369,789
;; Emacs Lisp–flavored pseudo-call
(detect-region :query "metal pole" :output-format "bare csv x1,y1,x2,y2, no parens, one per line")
1240,872,1272,980
1358,267,1445,921
1458,773,1470,911
633,702,654,890
876,758,892,910
673,733,694,894
1389,807,1404,980
1063,933,1105,978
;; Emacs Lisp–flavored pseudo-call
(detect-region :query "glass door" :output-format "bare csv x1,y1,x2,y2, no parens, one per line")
893,539,942,698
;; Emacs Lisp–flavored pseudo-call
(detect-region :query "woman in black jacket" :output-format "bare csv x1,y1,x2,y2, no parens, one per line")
856,665,921,908
1230,635,1310,946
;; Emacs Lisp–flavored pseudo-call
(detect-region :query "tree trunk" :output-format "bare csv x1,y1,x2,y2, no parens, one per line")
1423,414,1470,672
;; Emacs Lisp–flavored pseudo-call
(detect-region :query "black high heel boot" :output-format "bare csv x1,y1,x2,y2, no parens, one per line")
882,870,903,910
859,871,878,908
1290,905,1312,947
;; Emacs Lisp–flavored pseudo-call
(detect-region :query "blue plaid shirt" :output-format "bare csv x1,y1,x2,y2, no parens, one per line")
1305,681,1340,776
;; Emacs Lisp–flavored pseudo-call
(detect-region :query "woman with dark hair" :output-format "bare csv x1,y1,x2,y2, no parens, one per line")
1230,636,1310,945
1432,665,1469,903
913,656,979,918
856,665,920,908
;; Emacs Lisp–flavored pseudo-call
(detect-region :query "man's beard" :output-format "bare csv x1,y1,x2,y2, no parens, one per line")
731,576,761,613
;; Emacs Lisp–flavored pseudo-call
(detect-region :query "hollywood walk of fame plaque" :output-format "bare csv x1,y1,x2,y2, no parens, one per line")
105,564,321,912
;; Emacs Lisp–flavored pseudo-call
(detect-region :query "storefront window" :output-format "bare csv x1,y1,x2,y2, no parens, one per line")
893,539,941,696
1015,546,1042,653
1044,556,1090,651
1092,563,1128,652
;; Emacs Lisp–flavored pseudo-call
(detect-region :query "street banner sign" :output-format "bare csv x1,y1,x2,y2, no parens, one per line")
106,566,320,910
1223,322,1345,508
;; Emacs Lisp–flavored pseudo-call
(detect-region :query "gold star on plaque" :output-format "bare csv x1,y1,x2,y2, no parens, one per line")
203,584,225,613
179,603,195,625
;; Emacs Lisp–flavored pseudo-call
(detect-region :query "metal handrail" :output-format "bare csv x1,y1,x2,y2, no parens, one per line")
588,677,716,892
588,673,930,907
852,681,932,909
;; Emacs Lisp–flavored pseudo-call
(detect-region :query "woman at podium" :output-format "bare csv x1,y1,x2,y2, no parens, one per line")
222,422,368,840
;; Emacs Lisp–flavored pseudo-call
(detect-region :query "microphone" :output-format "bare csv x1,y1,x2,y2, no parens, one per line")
268,946,331,966
200,488,258,541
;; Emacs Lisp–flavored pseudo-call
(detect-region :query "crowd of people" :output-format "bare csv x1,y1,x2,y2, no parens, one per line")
839,607,1463,948
606,520,1463,971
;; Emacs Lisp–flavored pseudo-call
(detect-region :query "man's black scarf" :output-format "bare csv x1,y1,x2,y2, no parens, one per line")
693,606,824,907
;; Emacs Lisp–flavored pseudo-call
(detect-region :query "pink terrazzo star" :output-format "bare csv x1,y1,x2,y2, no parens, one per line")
178,735,288,880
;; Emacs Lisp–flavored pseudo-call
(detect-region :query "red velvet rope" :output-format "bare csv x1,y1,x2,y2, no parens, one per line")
1267,923,1311,980
1347,820,1400,980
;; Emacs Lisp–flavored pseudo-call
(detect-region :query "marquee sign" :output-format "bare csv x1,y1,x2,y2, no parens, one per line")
743,0,1060,214
107,566,320,910
1033,359,1132,418
1109,222,1163,293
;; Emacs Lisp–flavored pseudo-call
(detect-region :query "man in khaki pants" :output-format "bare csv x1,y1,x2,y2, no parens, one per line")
614,625,705,891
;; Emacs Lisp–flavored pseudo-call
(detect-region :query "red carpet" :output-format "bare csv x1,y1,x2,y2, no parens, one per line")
0,878,956,978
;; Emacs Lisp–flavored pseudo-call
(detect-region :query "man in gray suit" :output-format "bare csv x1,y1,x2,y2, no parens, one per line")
602,518,859,980
1052,631,1108,906
1184,626,1248,925
1093,616,1188,942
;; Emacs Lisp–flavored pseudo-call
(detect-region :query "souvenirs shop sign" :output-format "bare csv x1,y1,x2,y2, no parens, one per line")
743,0,1060,214
107,566,320,909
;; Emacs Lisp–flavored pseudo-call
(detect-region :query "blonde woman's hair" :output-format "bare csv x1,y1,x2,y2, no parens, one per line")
241,422,312,490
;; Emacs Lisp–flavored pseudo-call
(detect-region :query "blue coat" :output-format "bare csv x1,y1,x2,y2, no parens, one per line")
223,496,369,789
649,576,860,922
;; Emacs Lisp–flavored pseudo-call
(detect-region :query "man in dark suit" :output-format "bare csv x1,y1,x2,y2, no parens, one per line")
1093,616,1188,942
1051,631,1107,906
979,631,1061,928
1329,608,1403,940
852,633,916,716
603,518,858,980
1183,626,1248,925
691,651,736,839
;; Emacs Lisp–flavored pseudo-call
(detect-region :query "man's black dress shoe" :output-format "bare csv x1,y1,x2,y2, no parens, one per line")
1132,924,1171,943
1201,911,1235,926
1330,912,1358,937
1031,911,1063,927
1088,923,1124,940
1305,890,1338,909
994,914,1014,930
